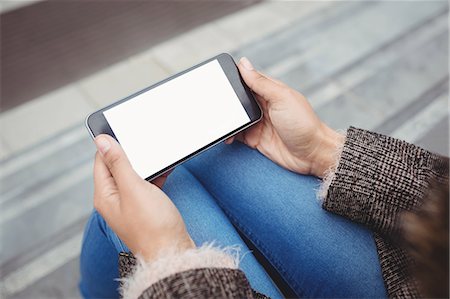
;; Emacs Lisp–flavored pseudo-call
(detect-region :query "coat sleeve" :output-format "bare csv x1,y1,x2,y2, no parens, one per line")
321,126,449,236
117,245,265,299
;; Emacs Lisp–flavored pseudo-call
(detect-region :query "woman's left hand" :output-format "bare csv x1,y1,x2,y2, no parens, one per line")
93,134,194,261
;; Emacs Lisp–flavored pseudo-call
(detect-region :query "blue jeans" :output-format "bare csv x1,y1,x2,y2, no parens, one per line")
79,143,387,298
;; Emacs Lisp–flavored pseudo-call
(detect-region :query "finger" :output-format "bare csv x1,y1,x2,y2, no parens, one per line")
260,72,287,87
93,152,120,216
95,134,141,193
224,136,235,144
94,151,113,190
232,132,245,144
151,169,173,189
238,57,289,103
152,177,166,189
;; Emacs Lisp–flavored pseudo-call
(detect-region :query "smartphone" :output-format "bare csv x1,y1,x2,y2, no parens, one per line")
86,53,262,181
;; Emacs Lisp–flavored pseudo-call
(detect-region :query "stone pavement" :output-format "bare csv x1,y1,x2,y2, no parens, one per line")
0,1,448,298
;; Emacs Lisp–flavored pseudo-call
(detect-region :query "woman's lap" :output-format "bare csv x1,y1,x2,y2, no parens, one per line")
184,142,387,298
80,141,387,298
80,210,122,298
79,166,282,299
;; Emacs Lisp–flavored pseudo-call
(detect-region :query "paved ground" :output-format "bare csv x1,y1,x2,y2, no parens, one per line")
1,0,258,110
0,1,448,298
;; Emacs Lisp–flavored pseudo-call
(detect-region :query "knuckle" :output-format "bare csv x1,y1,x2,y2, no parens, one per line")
255,74,267,86
284,87,297,99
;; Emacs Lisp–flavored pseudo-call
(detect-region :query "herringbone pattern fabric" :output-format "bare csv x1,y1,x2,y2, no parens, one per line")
323,127,449,298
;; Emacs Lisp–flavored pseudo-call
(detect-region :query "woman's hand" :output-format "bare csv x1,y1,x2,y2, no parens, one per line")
227,57,344,178
93,135,194,261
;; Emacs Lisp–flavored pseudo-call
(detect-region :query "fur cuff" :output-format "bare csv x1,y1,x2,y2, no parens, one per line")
317,130,346,201
119,243,240,299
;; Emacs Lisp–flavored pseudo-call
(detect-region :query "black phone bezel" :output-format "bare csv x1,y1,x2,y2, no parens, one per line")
85,53,262,181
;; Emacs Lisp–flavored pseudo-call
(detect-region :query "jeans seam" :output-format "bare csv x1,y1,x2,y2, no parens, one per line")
114,233,126,252
223,210,302,295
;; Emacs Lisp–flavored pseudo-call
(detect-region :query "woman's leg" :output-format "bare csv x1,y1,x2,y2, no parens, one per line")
79,165,282,299
79,210,123,298
184,142,387,298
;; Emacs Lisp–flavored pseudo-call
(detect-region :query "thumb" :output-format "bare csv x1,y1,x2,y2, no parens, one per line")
95,134,141,192
238,57,289,103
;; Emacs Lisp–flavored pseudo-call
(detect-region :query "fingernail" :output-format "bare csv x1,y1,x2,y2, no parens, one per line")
240,57,254,70
95,136,111,155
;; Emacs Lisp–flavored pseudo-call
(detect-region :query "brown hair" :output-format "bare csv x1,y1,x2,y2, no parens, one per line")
401,180,449,298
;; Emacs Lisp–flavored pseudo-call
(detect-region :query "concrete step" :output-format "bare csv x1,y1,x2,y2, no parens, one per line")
0,1,448,298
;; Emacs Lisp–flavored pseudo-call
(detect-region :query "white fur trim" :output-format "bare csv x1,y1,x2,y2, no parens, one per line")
317,130,346,201
119,243,241,299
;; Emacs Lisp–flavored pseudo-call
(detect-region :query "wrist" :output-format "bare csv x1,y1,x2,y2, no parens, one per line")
310,124,345,178
140,236,196,262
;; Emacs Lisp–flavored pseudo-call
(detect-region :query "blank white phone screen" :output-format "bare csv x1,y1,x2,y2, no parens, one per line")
103,59,251,179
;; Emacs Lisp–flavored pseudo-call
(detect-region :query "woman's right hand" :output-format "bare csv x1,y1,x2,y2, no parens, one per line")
227,57,344,178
